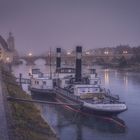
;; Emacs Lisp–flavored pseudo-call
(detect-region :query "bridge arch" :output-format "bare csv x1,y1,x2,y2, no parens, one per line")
34,58,46,65
19,56,48,65
19,59,27,65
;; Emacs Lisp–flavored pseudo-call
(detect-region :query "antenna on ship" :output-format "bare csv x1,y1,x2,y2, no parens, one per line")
49,47,52,79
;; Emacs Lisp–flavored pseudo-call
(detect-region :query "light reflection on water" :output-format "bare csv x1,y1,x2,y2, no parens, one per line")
12,62,140,140
104,69,109,86
123,75,128,90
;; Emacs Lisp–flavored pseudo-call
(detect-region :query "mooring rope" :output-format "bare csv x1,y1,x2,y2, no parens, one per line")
7,96,81,106
55,98,126,128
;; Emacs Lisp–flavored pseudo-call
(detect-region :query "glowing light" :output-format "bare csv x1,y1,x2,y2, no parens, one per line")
104,51,109,55
28,53,32,56
86,51,90,55
123,51,128,54
6,57,10,62
67,51,71,55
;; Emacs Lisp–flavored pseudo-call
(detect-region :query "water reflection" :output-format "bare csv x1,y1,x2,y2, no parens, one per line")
31,93,126,140
123,75,128,89
33,96,126,140
14,63,140,140
38,103,126,140
104,69,109,86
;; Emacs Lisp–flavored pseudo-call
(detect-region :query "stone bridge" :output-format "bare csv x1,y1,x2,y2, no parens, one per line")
19,53,132,65
19,56,51,65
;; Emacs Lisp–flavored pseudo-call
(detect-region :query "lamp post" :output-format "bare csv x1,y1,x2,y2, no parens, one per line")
6,57,12,72
27,52,33,65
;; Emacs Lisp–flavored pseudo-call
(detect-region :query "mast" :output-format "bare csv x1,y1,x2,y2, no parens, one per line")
49,48,52,79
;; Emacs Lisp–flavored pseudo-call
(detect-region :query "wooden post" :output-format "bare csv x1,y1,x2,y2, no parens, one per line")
19,73,22,89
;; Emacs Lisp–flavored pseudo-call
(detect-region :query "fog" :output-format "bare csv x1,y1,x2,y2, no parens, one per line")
1,0,140,55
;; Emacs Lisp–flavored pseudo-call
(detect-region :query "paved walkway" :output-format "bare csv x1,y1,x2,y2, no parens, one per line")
0,70,9,140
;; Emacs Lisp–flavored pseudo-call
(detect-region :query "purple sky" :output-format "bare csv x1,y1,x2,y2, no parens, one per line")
1,0,140,55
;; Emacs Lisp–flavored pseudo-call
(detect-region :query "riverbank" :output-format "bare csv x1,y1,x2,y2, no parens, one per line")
0,67,9,140
1,66,58,140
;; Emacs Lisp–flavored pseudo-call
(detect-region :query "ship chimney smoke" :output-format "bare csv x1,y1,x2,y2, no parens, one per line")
75,46,82,82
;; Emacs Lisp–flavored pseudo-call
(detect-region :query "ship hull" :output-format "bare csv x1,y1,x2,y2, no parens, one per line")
55,92,127,116
80,106,127,116
29,87,55,98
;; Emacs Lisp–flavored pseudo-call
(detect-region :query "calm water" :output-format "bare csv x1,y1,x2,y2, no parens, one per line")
12,59,140,140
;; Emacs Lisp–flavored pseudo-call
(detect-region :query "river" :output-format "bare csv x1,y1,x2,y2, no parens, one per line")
12,59,140,140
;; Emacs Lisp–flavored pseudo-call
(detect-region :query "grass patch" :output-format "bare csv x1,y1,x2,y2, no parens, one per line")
2,70,57,140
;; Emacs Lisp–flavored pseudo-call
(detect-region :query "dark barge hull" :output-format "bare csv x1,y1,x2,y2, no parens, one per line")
29,87,55,98
55,91,126,116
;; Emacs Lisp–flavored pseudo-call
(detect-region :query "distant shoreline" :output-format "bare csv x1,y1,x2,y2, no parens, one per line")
101,65,140,73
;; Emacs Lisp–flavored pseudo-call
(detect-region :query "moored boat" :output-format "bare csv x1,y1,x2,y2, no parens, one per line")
54,46,127,116
29,68,54,97
29,46,127,116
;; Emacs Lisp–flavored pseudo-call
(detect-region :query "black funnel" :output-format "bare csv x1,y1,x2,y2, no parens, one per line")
75,46,82,82
56,48,61,70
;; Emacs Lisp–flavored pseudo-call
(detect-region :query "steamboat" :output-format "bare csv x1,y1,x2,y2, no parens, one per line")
29,46,127,116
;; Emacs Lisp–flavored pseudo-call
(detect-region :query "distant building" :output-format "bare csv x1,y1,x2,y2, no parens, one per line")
7,32,19,62
0,35,13,63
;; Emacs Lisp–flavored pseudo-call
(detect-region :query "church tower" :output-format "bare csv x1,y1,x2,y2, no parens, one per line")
7,32,15,51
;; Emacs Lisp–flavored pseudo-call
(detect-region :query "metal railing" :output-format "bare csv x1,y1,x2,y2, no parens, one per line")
54,87,81,102
16,78,31,84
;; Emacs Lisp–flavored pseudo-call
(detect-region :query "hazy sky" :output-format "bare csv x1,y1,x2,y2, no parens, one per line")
1,0,140,55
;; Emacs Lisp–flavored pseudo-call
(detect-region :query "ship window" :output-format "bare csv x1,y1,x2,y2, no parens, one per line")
78,87,85,93
91,88,98,92
65,80,69,84
43,81,46,85
94,81,98,85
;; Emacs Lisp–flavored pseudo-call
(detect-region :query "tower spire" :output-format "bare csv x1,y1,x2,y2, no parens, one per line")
7,32,15,51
